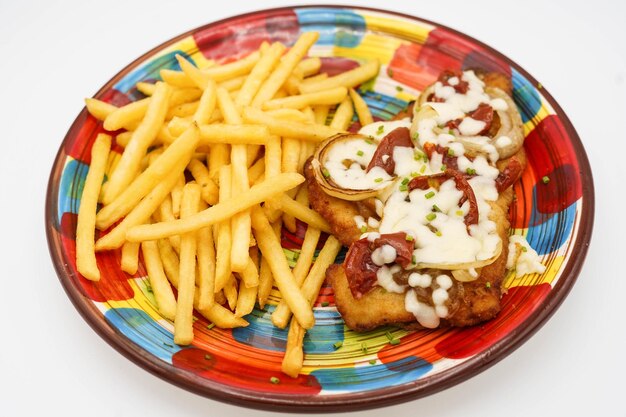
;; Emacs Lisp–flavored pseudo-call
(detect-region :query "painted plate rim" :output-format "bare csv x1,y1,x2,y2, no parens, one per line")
45,4,595,412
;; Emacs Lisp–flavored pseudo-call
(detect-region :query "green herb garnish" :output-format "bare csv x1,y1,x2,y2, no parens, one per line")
426,213,437,222
542,175,550,184
360,225,367,233
369,359,377,365
376,125,385,135
466,167,476,175
405,235,414,241
425,191,435,199
270,376,280,384
321,301,329,307
206,323,215,330
322,167,330,178
432,204,442,213
357,150,364,157
333,341,343,349
374,177,383,183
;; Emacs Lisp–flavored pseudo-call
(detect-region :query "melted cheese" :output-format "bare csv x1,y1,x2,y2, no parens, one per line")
507,235,547,277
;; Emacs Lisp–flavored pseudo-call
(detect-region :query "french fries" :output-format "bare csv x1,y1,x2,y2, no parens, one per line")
79,31,382,378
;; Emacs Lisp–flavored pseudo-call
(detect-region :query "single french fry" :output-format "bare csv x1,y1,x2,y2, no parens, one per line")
85,98,118,121
251,206,314,329
196,216,216,310
76,134,111,281
114,131,133,148
158,238,247,328
235,273,258,318
102,82,172,204
272,236,341,329
174,183,201,345
349,88,374,126
160,69,199,88
95,124,200,230
223,274,238,311
214,165,233,292
170,172,185,218
277,193,332,233
157,195,181,252
141,240,177,320
168,119,270,145
330,96,354,130
202,50,261,82
301,73,328,87
313,105,331,125
257,255,273,309
242,107,344,142
176,54,212,90
187,159,218,206
218,75,246,92
291,226,322,285
299,59,380,94
126,172,304,242
103,97,151,131
247,157,266,186
282,318,306,378
166,101,199,120
208,143,230,179
121,240,140,275
297,57,322,77
281,138,301,174
235,42,286,109
262,87,347,111
251,32,319,108
265,108,310,123
238,255,259,288
136,82,156,96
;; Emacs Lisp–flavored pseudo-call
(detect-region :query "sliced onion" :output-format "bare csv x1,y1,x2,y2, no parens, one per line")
451,268,482,282
311,133,395,201
412,83,524,161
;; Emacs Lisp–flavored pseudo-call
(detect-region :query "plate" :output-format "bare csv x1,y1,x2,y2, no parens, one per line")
46,5,594,412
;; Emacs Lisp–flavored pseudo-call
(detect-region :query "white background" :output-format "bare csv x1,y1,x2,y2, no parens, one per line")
1,1,624,416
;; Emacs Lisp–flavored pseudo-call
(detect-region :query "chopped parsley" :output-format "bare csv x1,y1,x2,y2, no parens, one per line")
374,177,384,183
369,359,377,365
542,175,550,184
206,323,215,330
333,341,343,349
356,150,364,157
466,167,477,175
360,225,367,233
401,177,410,185
435,230,442,237
426,212,437,222
485,281,491,289
385,331,394,341
432,204,442,213
440,164,447,171
425,191,435,199
389,338,401,346
405,234,414,241
270,376,280,384
412,132,420,140
395,85,403,92
399,184,408,192
521,246,528,252
321,301,329,307
322,167,330,178
420,165,427,173
447,148,455,156
376,125,385,135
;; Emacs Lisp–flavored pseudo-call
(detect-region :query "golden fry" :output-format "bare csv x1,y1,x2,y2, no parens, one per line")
187,159,219,206
121,240,140,275
330,96,354,131
236,42,286,109
282,318,306,378
174,183,202,345
76,134,111,281
214,165,233,292
141,240,177,320
349,88,374,126
262,87,347,111
299,59,380,94
242,107,344,142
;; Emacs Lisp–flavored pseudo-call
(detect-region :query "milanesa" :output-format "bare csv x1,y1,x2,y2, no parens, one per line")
305,69,528,331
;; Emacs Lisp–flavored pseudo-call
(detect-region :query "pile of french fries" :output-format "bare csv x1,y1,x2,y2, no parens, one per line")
75,31,380,377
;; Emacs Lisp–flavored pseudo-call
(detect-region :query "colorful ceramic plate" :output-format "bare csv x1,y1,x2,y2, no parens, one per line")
46,5,594,412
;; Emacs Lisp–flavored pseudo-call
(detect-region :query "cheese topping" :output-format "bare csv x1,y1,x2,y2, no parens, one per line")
507,235,547,277
319,70,543,326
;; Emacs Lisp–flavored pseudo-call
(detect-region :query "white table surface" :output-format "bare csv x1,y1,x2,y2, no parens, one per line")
2,1,624,416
